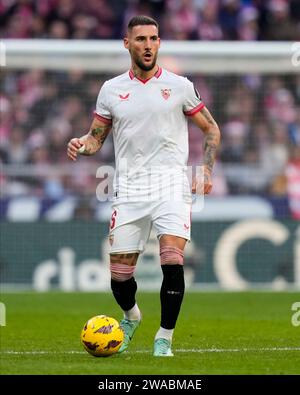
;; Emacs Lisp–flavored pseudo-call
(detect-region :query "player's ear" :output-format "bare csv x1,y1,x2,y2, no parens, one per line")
124,37,129,49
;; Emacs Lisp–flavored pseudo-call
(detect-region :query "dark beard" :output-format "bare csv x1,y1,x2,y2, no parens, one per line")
134,54,157,71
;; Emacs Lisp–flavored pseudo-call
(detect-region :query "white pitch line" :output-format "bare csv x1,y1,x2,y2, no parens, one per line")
1,350,84,355
1,347,300,355
138,347,300,353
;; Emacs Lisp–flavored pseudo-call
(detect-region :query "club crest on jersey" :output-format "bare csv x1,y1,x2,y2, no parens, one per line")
119,93,130,100
161,89,171,100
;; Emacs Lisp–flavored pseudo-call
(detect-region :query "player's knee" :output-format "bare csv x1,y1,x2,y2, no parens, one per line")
110,263,136,281
160,246,184,266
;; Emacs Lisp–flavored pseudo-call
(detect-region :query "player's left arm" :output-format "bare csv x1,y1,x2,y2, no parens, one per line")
190,106,221,194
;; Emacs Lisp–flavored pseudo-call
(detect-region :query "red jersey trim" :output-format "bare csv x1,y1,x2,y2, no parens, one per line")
154,66,162,78
128,66,162,83
93,112,112,124
129,69,134,80
184,102,205,116
136,75,153,84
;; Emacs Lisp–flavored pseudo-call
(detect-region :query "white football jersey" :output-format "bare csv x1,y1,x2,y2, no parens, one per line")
95,67,204,201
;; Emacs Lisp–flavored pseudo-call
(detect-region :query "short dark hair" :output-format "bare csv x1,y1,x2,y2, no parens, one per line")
127,15,159,32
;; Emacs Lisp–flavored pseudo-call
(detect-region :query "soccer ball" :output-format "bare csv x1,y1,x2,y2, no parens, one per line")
81,315,124,357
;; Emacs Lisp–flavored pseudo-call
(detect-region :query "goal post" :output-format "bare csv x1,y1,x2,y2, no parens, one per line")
2,39,298,73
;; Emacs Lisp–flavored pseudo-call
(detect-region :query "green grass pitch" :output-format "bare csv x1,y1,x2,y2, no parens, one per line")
0,292,299,375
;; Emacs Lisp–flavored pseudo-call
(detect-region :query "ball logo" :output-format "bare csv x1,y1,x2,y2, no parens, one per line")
95,324,114,334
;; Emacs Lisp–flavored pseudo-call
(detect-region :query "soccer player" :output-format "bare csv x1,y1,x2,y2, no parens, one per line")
67,15,220,357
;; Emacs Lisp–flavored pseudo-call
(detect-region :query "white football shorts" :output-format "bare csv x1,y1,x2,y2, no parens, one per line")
108,199,192,253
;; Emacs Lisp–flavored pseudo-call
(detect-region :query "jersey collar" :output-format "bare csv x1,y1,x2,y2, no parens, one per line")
129,66,162,84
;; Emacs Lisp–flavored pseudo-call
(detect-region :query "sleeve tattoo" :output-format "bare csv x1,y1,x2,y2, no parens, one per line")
81,125,111,155
90,126,110,145
201,107,220,173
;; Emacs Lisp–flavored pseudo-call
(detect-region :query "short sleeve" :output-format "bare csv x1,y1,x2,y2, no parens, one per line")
183,78,205,116
94,82,112,124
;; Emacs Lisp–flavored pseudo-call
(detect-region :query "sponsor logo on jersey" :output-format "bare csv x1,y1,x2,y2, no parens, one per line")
161,89,171,100
119,93,130,100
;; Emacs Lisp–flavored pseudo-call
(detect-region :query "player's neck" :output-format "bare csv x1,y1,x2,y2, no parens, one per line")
131,64,159,81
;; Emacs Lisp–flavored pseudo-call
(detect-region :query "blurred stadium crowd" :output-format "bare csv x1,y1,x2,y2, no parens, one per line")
0,0,300,220
1,0,300,41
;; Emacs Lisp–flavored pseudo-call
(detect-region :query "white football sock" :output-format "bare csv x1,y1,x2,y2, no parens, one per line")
124,303,141,321
155,327,174,341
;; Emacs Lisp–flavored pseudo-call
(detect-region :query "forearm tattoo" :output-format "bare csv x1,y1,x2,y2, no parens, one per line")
81,139,101,155
82,126,110,155
204,132,218,173
201,108,220,172
90,127,110,145
201,107,217,127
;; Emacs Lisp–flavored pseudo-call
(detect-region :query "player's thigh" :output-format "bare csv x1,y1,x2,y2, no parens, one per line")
109,217,152,254
152,200,191,242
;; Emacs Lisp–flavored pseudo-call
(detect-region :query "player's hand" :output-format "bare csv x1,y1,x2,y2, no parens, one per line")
203,167,213,194
67,138,84,161
192,167,213,195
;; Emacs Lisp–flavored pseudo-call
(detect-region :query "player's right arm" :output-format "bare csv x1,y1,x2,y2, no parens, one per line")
67,117,111,161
